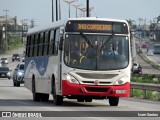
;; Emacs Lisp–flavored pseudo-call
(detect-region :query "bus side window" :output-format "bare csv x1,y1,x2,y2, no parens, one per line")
30,35,35,57
43,31,49,56
26,36,31,57
49,29,55,55
37,33,40,56
33,34,38,56
54,28,60,55
32,34,36,57
38,32,44,56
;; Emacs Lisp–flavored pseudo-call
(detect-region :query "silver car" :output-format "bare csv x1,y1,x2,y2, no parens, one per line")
13,63,24,87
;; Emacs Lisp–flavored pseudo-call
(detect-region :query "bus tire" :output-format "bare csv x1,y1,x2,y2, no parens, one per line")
85,98,92,102
51,75,63,105
16,82,20,87
13,82,17,87
32,77,40,102
41,94,49,102
77,98,84,102
108,97,119,106
53,85,63,105
53,95,63,105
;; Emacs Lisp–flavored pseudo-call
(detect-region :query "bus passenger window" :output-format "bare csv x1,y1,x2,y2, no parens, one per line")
34,34,39,56
54,29,60,55
44,31,49,55
49,29,55,55
38,32,44,56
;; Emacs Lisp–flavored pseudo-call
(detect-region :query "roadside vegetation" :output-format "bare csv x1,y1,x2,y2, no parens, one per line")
131,89,160,101
131,75,160,101
131,74,160,84
8,36,23,51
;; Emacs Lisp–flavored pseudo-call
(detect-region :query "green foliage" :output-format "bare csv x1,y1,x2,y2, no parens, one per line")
132,89,160,101
131,75,159,84
133,89,142,98
8,36,23,50
146,91,153,99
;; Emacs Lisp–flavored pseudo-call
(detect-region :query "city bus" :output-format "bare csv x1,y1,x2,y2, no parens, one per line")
154,44,160,54
24,18,131,106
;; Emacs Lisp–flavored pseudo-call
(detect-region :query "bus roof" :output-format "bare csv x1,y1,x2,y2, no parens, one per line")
27,17,129,35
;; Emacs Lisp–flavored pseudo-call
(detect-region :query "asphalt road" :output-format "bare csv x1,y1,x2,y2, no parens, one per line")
0,79,160,120
137,54,160,74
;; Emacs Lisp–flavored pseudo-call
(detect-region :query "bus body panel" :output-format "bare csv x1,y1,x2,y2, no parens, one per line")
24,55,60,94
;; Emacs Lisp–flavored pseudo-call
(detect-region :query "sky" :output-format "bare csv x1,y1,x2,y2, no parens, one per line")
0,0,160,26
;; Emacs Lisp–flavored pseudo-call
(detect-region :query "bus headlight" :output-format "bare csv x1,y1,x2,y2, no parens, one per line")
114,76,128,85
66,74,79,84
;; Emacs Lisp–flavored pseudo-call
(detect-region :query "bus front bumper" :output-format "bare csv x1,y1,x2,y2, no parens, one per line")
62,80,130,97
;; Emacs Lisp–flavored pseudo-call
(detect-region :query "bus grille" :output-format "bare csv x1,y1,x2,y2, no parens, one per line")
76,73,118,79
82,81,111,85
85,87,108,92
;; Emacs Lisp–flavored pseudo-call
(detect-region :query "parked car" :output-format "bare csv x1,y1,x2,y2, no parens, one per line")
132,62,142,74
0,67,11,79
1,58,8,64
13,63,24,87
147,50,153,56
12,54,21,62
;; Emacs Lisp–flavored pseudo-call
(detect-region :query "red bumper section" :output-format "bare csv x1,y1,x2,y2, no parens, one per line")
62,80,130,97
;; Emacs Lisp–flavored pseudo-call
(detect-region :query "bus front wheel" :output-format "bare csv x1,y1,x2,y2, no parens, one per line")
53,85,63,105
108,97,119,106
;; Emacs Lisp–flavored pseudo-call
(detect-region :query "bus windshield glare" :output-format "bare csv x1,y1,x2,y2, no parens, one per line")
64,34,129,70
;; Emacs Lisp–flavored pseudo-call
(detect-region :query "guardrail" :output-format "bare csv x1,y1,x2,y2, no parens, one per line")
130,82,160,99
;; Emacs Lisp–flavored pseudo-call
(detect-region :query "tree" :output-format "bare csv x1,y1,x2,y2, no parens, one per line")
157,15,160,23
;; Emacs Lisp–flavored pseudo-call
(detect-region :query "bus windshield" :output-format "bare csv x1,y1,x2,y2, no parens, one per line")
64,34,129,70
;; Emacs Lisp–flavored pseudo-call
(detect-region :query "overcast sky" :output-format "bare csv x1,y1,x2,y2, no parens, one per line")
0,0,160,26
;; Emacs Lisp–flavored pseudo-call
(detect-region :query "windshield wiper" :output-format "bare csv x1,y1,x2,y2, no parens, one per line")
80,32,93,47
100,34,114,51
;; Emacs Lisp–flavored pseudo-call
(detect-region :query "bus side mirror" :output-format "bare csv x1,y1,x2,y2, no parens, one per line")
59,37,63,50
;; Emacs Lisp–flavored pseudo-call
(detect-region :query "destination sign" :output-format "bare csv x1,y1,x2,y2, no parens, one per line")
77,24,112,31
65,20,128,34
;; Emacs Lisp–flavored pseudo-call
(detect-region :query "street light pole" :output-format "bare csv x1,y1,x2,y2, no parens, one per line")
3,10,9,51
64,0,76,18
72,3,82,18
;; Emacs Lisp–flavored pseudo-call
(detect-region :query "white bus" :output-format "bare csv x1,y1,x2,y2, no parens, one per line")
24,18,131,106
154,44,160,54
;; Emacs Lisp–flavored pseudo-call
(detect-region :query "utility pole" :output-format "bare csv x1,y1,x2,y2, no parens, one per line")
72,3,82,18
86,0,89,17
52,0,54,22
56,0,58,21
63,0,76,18
3,10,9,51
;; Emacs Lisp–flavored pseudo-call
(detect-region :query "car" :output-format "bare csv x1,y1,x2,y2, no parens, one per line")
13,63,24,87
1,58,8,64
147,50,153,56
12,54,21,62
0,67,11,79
